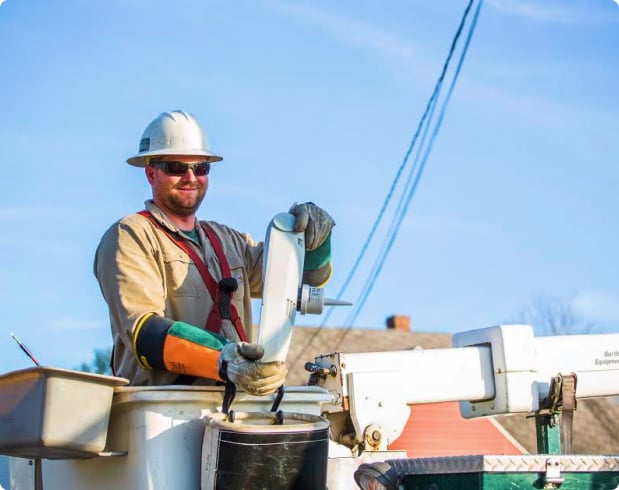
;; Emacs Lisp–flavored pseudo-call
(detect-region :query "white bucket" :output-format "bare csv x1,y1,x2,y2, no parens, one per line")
202,411,329,490
14,386,331,490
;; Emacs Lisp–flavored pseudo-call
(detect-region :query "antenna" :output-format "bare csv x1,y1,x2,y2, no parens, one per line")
10,333,40,366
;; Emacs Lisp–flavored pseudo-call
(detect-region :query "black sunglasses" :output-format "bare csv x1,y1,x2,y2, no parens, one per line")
149,160,211,176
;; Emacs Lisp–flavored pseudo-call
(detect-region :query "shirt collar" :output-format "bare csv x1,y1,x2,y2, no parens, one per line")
144,199,198,234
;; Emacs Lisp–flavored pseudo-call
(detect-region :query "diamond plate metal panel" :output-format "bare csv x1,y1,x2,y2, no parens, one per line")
384,455,619,474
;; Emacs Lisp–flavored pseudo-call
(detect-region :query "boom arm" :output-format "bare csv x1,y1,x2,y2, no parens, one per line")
310,324,619,451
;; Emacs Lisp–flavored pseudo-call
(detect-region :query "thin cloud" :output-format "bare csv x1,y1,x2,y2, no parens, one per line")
573,290,619,325
457,77,616,130
50,317,108,331
411,214,492,234
265,1,415,65
0,206,55,220
487,0,614,24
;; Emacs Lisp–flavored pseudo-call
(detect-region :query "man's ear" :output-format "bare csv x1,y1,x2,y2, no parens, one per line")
145,165,156,184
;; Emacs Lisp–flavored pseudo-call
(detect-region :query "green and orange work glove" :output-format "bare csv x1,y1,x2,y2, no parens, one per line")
289,202,335,287
133,314,287,395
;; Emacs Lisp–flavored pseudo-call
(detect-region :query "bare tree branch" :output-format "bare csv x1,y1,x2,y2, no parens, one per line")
518,293,595,335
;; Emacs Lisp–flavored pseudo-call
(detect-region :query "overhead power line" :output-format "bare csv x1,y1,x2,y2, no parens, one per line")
333,0,484,348
290,0,484,367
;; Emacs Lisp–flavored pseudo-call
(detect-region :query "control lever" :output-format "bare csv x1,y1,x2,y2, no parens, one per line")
304,362,337,377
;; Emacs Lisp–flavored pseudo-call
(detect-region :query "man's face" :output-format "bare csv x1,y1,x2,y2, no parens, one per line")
145,155,209,219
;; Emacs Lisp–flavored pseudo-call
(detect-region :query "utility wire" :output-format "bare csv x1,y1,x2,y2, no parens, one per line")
289,0,483,370
321,1,478,326
290,88,438,367
339,92,439,330
333,0,484,349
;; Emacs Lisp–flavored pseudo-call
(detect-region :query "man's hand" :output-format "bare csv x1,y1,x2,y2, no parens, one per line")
289,202,335,286
218,342,287,396
289,202,335,251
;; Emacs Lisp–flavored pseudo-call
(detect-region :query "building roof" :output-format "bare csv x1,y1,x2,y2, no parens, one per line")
285,325,450,386
390,401,526,457
286,326,619,456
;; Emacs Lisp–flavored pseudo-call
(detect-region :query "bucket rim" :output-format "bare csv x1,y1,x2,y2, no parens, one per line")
207,411,330,432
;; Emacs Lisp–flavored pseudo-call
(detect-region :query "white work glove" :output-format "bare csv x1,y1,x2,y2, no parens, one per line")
218,342,287,396
289,202,335,251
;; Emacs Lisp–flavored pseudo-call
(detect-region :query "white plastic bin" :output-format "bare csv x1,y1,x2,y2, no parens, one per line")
29,385,332,490
0,367,127,459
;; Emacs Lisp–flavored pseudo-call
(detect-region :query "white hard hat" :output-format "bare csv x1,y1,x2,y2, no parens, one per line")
127,110,223,167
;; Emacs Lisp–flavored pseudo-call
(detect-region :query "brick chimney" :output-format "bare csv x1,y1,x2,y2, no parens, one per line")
386,315,411,332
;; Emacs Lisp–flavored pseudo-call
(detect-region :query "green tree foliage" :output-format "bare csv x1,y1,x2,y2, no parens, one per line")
77,347,112,375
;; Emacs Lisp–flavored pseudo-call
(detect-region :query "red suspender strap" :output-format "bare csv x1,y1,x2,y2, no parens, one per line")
137,211,248,342
199,222,246,339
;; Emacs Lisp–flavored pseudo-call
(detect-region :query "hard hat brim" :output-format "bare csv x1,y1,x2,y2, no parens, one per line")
127,149,223,167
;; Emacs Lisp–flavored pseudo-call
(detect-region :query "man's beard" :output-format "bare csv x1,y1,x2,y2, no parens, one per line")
161,184,206,217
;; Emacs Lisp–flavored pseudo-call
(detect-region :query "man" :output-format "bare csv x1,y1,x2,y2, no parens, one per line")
94,110,334,395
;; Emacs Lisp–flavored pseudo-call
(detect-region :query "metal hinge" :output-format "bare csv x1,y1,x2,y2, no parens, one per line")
544,457,564,488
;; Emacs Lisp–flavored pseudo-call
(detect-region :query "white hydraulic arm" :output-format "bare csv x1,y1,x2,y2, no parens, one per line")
309,324,619,451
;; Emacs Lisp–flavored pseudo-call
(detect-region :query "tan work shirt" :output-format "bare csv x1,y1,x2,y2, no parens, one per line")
94,200,264,385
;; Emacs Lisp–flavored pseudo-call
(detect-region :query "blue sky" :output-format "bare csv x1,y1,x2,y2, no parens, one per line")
1,0,618,372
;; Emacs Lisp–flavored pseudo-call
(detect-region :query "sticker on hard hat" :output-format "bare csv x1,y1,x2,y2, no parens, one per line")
139,138,150,152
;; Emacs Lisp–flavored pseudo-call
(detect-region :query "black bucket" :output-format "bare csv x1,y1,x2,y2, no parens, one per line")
202,411,329,490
